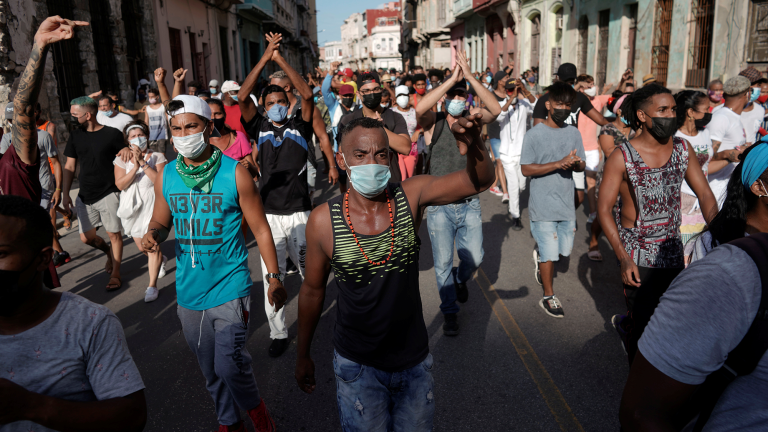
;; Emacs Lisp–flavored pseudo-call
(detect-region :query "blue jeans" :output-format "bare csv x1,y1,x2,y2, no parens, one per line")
426,198,484,315
530,220,576,262
489,138,501,158
334,350,435,432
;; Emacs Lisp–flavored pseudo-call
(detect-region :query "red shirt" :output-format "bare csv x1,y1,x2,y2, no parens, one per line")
0,145,60,288
223,103,250,140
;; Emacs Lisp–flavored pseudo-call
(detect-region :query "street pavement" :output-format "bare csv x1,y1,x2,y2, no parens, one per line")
55,166,629,432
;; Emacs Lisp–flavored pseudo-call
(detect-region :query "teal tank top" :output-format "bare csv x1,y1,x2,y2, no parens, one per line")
162,156,251,310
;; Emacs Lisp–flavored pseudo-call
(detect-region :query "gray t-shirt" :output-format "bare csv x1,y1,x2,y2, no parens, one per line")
639,244,768,431
520,123,585,221
0,292,145,432
0,130,57,190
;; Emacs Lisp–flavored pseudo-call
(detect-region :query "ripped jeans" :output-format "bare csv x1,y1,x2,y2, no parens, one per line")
334,350,435,432
529,220,576,262
258,211,309,339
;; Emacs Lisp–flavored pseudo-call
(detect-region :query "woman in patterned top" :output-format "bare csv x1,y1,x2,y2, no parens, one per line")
587,93,635,261
598,84,718,364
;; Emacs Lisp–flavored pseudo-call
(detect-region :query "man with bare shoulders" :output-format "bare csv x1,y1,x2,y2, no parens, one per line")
598,84,717,364
294,112,494,431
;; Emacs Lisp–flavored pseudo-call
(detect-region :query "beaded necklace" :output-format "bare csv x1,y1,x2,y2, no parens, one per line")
344,189,395,265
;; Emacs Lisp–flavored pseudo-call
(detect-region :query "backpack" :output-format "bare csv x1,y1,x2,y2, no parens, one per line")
683,233,768,431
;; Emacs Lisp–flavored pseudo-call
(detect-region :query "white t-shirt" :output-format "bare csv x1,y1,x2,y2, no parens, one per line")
97,111,134,134
705,107,746,204
676,129,712,197
741,103,765,144
113,151,167,238
498,98,536,160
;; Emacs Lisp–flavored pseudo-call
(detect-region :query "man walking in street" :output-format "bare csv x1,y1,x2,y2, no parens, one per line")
294,111,494,431
237,32,316,358
62,96,131,291
415,50,501,335
141,94,286,432
598,84,717,363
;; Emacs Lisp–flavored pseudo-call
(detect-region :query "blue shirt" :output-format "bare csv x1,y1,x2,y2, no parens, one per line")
162,155,251,310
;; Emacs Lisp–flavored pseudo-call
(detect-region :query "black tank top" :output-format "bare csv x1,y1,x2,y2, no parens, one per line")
328,183,428,371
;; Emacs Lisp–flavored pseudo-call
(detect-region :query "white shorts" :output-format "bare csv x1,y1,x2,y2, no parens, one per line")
573,171,585,190
585,149,600,172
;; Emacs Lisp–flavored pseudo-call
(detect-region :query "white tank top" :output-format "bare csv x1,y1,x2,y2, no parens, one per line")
145,105,167,140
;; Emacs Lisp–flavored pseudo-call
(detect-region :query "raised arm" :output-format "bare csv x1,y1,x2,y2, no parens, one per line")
585,107,609,126
321,72,336,108
13,17,87,164
171,69,187,99
272,45,313,124
415,64,462,130
239,32,282,123
153,68,170,103
312,106,338,184
456,50,500,123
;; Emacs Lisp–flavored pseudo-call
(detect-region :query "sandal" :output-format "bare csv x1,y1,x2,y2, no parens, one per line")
588,249,603,262
106,276,122,291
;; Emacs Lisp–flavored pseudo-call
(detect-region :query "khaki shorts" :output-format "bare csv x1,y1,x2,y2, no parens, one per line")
76,192,122,234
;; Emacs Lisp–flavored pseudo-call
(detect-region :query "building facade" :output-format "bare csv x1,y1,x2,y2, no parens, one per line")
320,40,344,69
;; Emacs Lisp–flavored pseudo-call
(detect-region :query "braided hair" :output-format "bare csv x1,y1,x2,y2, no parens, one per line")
622,83,672,131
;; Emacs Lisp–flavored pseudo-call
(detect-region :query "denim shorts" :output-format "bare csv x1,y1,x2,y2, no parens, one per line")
489,138,501,159
530,220,576,263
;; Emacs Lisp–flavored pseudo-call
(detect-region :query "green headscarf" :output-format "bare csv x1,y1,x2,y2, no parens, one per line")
175,146,222,193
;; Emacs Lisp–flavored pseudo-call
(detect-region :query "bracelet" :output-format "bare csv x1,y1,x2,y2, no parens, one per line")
55,188,61,191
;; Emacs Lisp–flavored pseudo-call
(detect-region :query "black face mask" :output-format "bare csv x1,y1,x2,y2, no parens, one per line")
550,108,571,125
213,117,226,132
694,112,712,129
341,97,354,108
362,92,383,109
647,116,677,140
70,115,86,130
0,253,39,317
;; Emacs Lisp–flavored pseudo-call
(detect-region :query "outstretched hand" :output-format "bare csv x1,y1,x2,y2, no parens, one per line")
450,112,483,156
34,16,88,48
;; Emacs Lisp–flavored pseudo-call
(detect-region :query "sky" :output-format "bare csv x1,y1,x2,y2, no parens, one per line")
316,0,391,46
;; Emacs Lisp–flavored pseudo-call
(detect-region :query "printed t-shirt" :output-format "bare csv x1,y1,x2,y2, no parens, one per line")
676,129,712,197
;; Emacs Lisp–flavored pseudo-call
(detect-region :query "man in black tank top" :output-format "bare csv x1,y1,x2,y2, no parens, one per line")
415,51,502,336
295,114,495,431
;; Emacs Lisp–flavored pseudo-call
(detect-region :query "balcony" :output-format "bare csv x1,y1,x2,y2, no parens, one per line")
237,0,274,21
296,0,309,11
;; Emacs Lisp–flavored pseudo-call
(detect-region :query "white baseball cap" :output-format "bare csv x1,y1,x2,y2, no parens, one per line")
395,85,410,96
221,80,241,93
167,95,211,120
208,79,219,87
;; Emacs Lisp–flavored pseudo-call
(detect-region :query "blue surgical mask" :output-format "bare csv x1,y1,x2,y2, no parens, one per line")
527,76,536,83
446,99,465,117
620,116,630,126
231,95,239,102
267,104,288,123
102,110,113,117
314,96,319,103
485,76,492,84
342,153,391,198
750,87,761,103
210,87,218,94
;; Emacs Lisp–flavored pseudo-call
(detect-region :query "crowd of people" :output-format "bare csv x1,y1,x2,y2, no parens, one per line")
2,15,768,432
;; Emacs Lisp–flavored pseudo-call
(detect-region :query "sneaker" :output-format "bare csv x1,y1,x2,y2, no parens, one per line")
611,314,629,355
157,255,168,279
247,398,276,432
489,186,503,196
587,212,597,225
144,286,159,303
218,421,246,432
501,193,510,203
511,217,523,231
539,296,564,318
442,313,459,336
454,280,468,303
285,258,299,275
53,251,72,268
533,247,542,286
268,338,289,358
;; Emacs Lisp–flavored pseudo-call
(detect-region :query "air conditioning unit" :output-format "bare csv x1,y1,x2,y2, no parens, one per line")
556,17,563,30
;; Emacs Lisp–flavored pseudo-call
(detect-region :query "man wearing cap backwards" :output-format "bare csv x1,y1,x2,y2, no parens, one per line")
707,75,752,206
236,32,317,358
141,93,285,432
415,50,501,336
533,63,608,207
295,111,495,432
209,79,222,99
735,67,766,145
336,69,412,190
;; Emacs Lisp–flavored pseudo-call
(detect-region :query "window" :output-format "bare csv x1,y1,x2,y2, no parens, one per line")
169,28,185,93
46,0,84,112
438,0,446,28
89,0,120,93
530,14,541,68
122,0,146,88
597,9,610,87
627,4,638,71
220,26,230,80
746,0,768,64
578,16,589,75
685,0,714,87
651,0,674,87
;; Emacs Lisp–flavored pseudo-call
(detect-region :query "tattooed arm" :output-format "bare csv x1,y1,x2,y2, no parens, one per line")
13,17,88,164
710,140,744,163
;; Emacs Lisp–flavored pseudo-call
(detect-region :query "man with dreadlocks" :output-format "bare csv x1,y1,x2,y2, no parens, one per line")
598,83,718,364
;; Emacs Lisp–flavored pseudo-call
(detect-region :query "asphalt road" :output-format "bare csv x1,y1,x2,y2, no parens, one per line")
54,166,629,432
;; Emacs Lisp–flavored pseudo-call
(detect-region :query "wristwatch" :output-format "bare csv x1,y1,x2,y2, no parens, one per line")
266,273,285,282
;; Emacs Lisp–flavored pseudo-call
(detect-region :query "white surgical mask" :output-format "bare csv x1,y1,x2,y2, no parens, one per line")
148,97,158,104
129,136,148,151
584,87,597,97
173,125,208,158
396,95,409,109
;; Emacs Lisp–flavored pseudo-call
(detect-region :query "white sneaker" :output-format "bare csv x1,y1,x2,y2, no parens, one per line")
158,255,168,279
144,286,159,303
501,193,510,204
